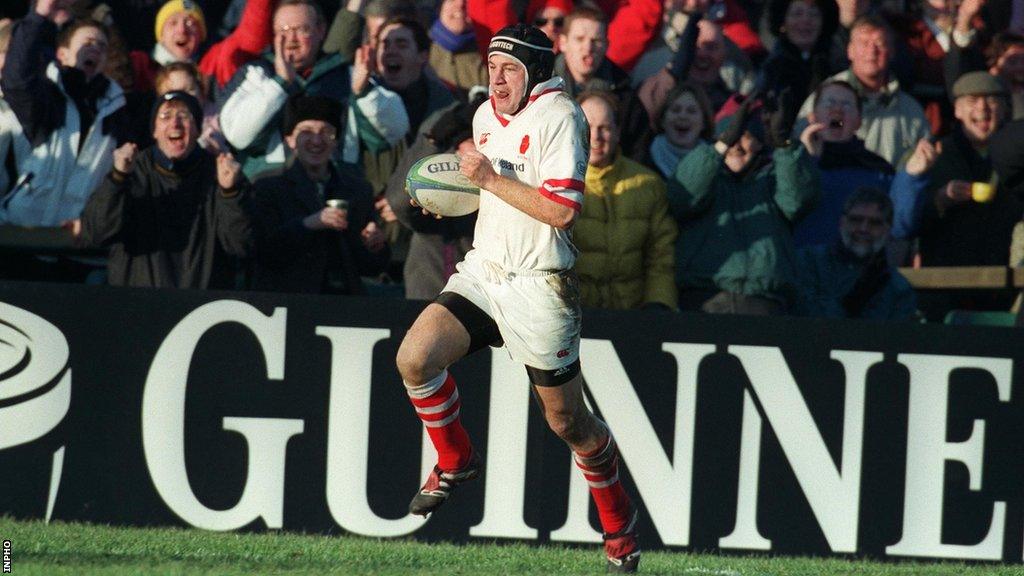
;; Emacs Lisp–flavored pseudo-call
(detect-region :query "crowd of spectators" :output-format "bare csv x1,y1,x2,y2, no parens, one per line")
1,0,1023,323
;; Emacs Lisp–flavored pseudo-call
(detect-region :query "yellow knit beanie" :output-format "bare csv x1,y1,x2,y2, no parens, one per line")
154,0,207,44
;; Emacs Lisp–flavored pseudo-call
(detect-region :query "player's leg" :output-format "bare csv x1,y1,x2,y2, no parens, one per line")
396,292,501,516
530,368,640,573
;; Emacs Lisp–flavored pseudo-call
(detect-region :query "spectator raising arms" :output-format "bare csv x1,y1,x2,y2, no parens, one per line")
1,0,129,230
78,91,254,289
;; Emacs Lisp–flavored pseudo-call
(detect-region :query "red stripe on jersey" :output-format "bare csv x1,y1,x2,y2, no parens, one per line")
543,178,585,192
537,186,582,212
490,96,510,127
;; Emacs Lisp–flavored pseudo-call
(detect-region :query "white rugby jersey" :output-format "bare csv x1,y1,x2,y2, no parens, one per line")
471,76,589,272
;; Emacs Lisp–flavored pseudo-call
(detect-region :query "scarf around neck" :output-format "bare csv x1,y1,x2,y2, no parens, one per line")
431,20,476,53
650,134,691,177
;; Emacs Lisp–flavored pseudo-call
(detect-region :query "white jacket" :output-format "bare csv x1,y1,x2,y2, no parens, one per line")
0,64,125,226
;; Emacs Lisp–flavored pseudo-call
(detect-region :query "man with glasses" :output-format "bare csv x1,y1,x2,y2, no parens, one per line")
794,14,929,167
794,79,933,256
218,0,403,178
794,187,917,319
251,94,389,294
78,91,254,289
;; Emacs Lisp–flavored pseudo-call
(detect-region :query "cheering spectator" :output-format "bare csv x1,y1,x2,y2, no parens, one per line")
429,0,487,99
638,81,714,178
987,33,1024,120
251,95,389,294
574,91,677,310
0,18,23,196
917,71,1022,267
130,0,275,94
555,6,649,156
887,0,987,136
794,187,917,320
794,79,933,252
0,2,129,229
219,0,387,178
794,14,929,167
344,16,452,195
78,91,254,289
528,0,572,51
385,98,481,300
759,0,841,107
154,62,226,154
668,92,820,314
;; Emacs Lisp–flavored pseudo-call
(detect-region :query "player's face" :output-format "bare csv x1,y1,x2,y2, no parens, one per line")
286,119,338,169
810,84,861,142
559,18,607,80
488,54,528,115
581,97,618,168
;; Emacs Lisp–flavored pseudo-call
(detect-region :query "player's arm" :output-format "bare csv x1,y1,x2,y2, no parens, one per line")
459,149,578,229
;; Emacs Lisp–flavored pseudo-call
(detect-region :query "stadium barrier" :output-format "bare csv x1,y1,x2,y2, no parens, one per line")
1,281,1023,562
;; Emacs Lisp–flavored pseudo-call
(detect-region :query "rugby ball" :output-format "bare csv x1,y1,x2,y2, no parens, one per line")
406,153,480,217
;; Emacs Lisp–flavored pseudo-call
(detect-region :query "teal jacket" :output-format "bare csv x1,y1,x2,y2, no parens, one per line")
667,143,820,303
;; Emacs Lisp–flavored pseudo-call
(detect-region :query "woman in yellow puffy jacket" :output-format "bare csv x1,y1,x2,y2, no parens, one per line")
573,91,679,310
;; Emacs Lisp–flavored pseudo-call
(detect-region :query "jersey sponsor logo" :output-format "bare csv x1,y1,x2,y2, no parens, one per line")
519,135,530,154
493,158,526,173
479,133,489,145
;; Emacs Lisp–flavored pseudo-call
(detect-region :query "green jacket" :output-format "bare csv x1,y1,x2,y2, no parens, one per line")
667,143,820,302
574,153,678,310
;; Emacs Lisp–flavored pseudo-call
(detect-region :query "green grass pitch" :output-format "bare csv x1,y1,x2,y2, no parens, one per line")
1,516,1021,575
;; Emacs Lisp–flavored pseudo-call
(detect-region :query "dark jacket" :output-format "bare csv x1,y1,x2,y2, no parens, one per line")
795,242,917,320
667,143,820,303
251,160,389,294
79,148,255,289
919,126,1024,266
385,104,476,300
758,38,836,110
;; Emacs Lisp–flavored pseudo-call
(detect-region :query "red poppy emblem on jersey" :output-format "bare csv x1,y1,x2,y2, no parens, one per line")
520,135,530,154
556,349,570,358
480,133,489,145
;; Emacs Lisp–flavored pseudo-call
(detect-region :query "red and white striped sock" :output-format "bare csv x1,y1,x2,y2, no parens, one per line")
574,434,632,535
405,370,473,472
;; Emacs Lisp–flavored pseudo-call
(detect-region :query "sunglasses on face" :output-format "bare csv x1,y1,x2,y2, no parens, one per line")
534,16,564,27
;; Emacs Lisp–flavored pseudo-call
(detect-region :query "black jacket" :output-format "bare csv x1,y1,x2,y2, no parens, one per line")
251,160,389,294
79,148,255,288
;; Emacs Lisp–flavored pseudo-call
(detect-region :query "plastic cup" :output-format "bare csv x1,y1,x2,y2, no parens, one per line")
971,182,994,203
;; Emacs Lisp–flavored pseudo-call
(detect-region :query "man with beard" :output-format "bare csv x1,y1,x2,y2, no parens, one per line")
1,0,128,243
916,71,1023,267
555,6,649,157
78,91,254,288
794,187,917,320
